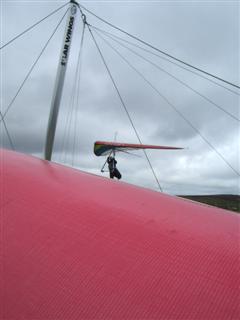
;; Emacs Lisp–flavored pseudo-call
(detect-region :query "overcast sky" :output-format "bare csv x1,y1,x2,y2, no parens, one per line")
1,0,239,195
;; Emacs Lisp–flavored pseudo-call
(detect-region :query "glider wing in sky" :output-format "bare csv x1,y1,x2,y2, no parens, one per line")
94,141,183,156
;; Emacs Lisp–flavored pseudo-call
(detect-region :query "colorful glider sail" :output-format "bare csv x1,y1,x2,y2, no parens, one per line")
94,141,183,156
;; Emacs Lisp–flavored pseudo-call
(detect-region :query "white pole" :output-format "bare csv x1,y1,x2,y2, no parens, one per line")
44,0,78,161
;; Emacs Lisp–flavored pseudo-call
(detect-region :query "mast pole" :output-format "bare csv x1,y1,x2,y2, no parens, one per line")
44,0,78,161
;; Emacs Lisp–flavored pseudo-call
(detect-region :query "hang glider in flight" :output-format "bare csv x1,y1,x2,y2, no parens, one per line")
94,140,183,156
94,140,184,180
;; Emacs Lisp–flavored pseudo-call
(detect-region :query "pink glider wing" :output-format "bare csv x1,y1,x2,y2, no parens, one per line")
0,149,238,319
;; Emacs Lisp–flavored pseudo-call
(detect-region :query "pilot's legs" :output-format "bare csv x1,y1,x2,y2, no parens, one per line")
114,168,122,180
110,170,114,179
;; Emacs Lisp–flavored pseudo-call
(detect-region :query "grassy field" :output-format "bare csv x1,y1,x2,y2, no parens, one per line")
178,195,240,213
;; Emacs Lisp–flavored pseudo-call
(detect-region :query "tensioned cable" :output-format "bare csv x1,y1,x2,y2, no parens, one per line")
61,58,80,164
94,28,239,122
1,8,69,123
61,83,76,164
60,21,86,165
72,23,86,166
87,25,163,192
91,25,240,97
93,30,239,177
0,2,69,50
0,111,15,150
78,3,240,90
60,73,76,164
61,22,86,166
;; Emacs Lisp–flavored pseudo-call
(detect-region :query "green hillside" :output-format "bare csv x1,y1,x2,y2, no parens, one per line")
179,195,240,213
